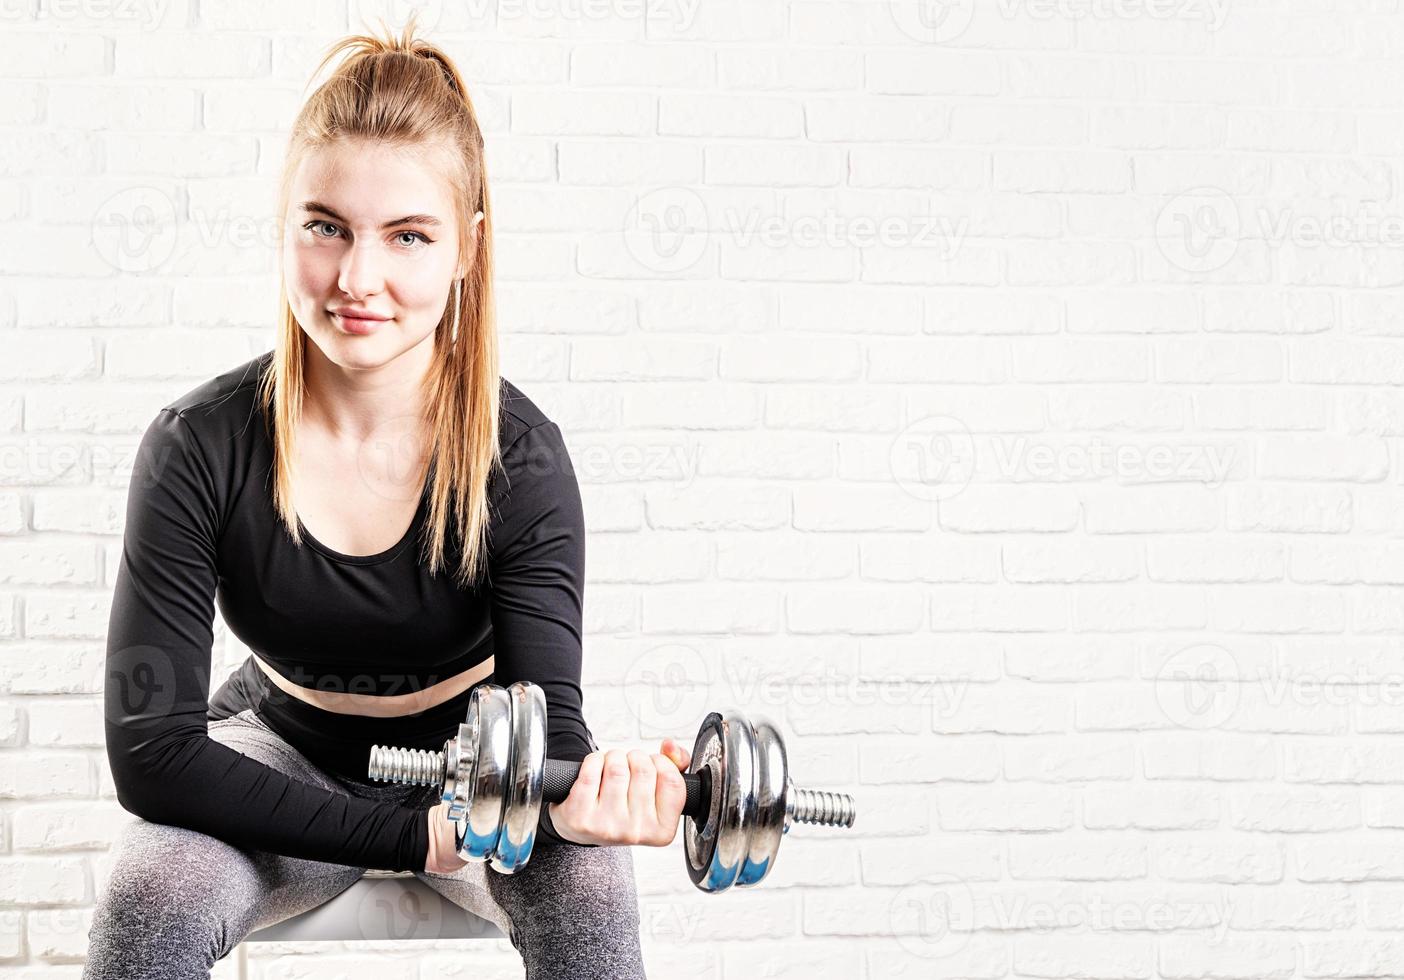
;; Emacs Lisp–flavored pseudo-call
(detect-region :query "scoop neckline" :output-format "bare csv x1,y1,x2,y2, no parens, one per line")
295,476,433,567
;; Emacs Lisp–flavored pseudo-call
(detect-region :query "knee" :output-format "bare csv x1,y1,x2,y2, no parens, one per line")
490,844,641,934
88,821,251,962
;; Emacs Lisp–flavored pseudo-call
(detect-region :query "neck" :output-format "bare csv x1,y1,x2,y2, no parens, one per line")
301,334,436,445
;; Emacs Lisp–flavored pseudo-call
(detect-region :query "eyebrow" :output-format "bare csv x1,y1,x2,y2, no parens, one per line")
298,201,443,229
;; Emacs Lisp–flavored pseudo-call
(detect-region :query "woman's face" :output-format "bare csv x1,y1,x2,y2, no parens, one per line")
282,139,480,372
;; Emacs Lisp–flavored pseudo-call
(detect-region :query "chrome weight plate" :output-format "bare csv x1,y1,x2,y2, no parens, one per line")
490,682,546,874
454,685,512,863
684,711,757,893
444,709,479,822
735,716,788,888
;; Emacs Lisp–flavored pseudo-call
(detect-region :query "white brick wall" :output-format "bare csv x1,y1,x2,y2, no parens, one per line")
1,0,1401,977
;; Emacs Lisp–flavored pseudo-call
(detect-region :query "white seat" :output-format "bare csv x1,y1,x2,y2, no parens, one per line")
243,869,504,942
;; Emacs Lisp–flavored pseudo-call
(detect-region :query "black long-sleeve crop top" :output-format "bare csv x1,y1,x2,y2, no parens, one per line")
104,350,596,873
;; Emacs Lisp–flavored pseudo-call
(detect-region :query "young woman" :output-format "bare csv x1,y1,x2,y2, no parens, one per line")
85,19,688,980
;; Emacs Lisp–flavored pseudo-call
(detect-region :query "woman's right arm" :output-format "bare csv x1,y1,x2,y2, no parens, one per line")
105,408,430,872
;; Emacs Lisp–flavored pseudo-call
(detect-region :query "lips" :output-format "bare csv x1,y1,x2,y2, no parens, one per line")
330,308,390,321
330,311,389,335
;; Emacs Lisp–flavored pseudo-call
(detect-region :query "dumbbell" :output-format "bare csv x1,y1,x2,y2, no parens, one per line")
367,681,856,893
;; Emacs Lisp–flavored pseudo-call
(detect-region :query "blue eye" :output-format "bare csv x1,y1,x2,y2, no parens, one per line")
301,221,433,249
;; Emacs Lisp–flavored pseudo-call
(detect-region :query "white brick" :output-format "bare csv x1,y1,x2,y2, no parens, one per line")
1009,834,1147,881
27,907,94,960
23,701,103,749
934,786,1076,832
0,857,87,904
1160,935,1296,979
1157,837,1285,884
114,33,268,78
1231,788,1360,833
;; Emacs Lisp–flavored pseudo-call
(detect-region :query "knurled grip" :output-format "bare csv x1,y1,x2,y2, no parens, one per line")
543,758,712,821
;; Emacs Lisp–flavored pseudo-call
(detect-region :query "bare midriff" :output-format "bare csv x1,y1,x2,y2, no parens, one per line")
250,651,495,717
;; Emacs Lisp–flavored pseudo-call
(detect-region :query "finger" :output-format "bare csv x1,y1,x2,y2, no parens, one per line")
652,751,686,824
626,749,658,826
666,738,691,771
597,749,633,813
570,751,604,806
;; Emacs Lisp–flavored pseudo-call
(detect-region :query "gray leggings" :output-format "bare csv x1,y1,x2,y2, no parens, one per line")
82,708,646,979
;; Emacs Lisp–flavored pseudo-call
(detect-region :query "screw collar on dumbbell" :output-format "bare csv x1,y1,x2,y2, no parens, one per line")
368,680,857,893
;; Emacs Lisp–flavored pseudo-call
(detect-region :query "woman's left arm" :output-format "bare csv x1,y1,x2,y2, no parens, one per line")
483,420,689,851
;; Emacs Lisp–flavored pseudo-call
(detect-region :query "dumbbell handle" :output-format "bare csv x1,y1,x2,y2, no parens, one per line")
543,757,712,822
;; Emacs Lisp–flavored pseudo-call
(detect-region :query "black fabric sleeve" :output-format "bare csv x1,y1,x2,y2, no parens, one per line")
487,421,598,848
104,409,431,872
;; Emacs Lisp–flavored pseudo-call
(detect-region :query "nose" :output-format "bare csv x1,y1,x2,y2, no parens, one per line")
337,238,385,301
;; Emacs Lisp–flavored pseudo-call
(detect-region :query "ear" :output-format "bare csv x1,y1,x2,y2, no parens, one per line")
456,210,485,280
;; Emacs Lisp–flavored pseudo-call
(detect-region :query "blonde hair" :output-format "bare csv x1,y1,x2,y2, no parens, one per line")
258,12,500,591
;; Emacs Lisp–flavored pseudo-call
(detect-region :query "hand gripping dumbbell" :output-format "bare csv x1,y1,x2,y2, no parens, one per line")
367,681,856,893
